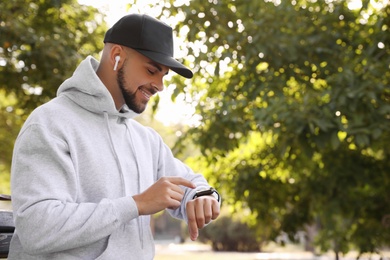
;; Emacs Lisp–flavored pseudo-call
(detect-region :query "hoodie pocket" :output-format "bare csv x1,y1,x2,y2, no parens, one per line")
95,224,150,260
94,235,113,260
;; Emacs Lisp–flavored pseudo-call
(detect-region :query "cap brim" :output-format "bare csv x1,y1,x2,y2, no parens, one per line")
136,49,193,79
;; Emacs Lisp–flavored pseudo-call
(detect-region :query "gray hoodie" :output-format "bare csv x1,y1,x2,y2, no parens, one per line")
9,56,209,259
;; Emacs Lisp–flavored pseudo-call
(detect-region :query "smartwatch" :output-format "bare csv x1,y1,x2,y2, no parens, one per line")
192,187,221,203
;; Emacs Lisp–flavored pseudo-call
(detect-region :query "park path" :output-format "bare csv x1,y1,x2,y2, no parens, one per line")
154,240,389,260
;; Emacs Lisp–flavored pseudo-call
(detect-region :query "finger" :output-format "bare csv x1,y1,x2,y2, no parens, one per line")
211,199,220,220
189,224,198,241
165,187,186,210
203,198,212,224
168,188,185,203
186,202,198,241
195,199,206,229
166,176,196,189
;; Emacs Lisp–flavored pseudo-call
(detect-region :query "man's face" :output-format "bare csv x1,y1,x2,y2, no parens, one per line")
116,49,169,114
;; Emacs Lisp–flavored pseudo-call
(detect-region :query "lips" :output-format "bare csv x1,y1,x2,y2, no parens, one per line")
140,89,151,100
139,87,156,101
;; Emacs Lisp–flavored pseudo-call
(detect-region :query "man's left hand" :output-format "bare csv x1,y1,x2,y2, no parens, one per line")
186,196,220,241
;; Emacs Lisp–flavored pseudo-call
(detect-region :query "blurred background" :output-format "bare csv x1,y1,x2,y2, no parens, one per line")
1,0,389,259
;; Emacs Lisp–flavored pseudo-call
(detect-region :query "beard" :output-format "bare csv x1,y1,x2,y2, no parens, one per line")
116,65,147,114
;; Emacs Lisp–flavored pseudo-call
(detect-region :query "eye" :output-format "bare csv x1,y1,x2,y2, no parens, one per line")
147,69,156,75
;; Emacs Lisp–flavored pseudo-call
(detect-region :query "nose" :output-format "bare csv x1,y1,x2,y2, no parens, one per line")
152,79,164,92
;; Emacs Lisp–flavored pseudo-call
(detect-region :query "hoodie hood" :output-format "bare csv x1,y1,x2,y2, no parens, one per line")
57,56,138,119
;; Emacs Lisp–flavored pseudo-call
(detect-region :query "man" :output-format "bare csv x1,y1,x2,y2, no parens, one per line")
9,14,221,259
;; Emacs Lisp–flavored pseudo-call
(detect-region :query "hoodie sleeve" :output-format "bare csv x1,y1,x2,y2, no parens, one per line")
153,132,211,222
11,123,138,255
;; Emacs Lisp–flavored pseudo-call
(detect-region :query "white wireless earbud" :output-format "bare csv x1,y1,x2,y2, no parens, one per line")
113,56,120,71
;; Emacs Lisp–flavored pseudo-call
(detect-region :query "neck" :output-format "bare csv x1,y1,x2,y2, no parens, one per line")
96,63,124,110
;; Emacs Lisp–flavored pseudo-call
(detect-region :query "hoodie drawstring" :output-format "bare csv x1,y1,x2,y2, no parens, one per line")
104,112,126,197
104,112,145,249
125,122,144,249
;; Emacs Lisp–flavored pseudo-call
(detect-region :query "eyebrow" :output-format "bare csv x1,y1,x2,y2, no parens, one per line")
148,61,169,75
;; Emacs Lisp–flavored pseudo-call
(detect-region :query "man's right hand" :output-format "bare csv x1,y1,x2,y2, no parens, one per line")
132,176,196,215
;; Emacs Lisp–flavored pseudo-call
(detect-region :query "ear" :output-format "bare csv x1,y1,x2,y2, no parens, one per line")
110,45,123,71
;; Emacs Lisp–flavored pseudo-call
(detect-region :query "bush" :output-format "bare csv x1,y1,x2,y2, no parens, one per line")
198,215,261,252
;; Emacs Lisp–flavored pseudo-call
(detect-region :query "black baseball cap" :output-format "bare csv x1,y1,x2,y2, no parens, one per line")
104,14,193,79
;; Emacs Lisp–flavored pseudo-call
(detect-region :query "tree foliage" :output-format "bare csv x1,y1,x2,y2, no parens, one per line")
164,0,390,257
0,0,106,193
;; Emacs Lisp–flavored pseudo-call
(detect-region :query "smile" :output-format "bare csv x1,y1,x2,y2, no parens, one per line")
140,88,152,100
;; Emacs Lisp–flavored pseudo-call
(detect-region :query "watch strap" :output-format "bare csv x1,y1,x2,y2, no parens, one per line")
192,187,221,203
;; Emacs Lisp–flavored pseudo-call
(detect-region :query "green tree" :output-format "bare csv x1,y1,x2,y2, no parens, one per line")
0,0,106,193
165,0,390,258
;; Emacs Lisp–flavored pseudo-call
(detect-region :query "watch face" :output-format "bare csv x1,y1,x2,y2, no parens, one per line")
210,192,219,201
